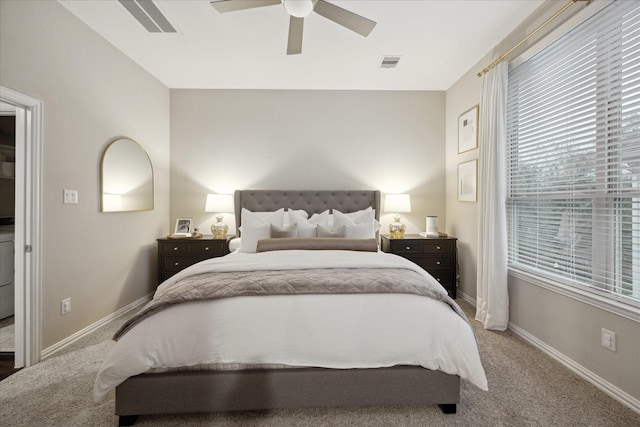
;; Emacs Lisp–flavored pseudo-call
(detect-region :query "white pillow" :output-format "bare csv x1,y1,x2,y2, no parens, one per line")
344,222,374,238
289,210,318,238
239,208,285,253
317,224,346,238
284,209,308,227
333,207,379,239
228,237,241,252
309,210,330,228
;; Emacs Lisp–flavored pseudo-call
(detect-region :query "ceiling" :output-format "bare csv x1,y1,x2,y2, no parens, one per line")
58,0,545,91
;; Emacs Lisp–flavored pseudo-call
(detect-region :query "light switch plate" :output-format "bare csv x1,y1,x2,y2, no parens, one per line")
63,189,78,204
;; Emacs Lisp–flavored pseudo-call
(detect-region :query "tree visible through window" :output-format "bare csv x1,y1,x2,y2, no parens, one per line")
506,0,640,304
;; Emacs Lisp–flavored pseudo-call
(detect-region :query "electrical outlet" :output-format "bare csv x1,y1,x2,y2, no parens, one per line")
601,328,616,352
61,298,71,315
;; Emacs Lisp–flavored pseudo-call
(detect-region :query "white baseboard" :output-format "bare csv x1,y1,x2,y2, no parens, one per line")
509,321,640,415
457,290,476,307
41,293,151,360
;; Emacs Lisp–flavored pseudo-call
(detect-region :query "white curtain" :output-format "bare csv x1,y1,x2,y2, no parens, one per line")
475,62,509,330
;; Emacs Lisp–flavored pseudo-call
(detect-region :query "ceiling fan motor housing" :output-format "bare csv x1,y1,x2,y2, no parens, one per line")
282,0,318,18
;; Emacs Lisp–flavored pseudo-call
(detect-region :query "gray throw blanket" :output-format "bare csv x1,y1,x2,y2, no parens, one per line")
114,267,466,340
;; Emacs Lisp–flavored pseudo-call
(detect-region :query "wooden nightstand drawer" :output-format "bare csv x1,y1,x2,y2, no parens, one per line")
414,256,453,269
191,241,226,256
429,270,455,287
392,242,424,253
162,256,202,272
160,243,193,256
423,240,454,254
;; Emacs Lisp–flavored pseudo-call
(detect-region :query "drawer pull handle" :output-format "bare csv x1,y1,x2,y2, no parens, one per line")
173,247,178,251
204,247,210,251
405,246,411,250
436,246,441,250
436,278,441,282
436,261,441,265
174,262,179,266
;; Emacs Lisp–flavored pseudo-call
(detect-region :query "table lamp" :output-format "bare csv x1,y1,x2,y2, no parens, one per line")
205,193,234,238
384,194,411,239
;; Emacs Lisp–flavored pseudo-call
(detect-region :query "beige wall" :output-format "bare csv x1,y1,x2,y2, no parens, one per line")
445,68,482,300
0,1,171,349
170,89,446,235
445,0,640,406
3,0,637,408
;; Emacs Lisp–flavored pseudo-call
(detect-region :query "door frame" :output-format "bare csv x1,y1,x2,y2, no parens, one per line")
0,86,43,368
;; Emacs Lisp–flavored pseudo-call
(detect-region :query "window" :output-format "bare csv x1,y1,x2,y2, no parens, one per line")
506,0,640,306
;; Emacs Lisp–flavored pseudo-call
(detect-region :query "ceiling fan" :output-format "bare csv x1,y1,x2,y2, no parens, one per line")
210,0,377,55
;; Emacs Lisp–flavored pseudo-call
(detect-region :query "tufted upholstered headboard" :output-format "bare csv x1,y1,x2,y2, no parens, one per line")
234,190,381,236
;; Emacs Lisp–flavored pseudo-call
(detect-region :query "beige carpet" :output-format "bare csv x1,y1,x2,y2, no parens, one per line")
0,300,637,426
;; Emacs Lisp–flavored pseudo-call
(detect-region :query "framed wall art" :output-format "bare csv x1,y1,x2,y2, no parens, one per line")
458,159,477,202
458,105,479,154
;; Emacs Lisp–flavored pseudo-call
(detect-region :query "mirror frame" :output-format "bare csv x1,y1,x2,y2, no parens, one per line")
100,137,154,212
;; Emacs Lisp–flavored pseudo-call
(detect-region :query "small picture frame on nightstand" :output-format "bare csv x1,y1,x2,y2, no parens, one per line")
173,218,193,236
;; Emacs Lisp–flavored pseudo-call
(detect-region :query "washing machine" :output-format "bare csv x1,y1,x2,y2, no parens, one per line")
0,227,14,319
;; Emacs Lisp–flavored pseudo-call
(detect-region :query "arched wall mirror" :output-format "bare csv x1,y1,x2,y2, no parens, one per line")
101,137,154,212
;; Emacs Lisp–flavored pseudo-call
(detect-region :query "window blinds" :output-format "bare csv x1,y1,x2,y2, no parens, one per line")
506,0,640,303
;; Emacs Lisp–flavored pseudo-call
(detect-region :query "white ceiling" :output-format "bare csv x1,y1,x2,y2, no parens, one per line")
58,0,544,91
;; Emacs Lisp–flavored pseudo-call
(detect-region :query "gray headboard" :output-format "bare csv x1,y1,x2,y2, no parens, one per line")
234,190,381,236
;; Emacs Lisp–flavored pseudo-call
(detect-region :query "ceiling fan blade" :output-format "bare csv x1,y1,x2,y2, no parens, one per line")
210,0,280,13
314,0,376,37
287,16,304,55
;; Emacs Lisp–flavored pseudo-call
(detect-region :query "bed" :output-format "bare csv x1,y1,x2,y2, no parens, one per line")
95,190,487,426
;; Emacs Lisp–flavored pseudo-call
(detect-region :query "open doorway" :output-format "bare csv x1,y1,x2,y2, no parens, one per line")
0,86,43,369
0,112,16,362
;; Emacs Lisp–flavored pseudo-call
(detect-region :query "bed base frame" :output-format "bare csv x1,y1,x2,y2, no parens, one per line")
115,190,461,425
116,366,459,425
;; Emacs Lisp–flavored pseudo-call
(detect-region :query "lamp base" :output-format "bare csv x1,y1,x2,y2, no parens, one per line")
389,217,406,239
211,215,228,239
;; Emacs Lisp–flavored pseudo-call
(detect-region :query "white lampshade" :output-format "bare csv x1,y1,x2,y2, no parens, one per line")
384,194,411,213
282,0,316,18
205,194,234,213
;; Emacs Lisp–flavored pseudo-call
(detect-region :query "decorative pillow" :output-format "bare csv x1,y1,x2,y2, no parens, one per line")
256,238,378,253
344,221,374,238
270,223,297,238
284,209,308,227
239,208,285,253
228,237,241,252
308,210,330,228
288,210,318,238
333,207,379,239
317,224,346,238
328,213,381,231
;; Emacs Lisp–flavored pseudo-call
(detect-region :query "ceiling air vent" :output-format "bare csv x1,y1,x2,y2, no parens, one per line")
118,0,177,33
380,56,401,69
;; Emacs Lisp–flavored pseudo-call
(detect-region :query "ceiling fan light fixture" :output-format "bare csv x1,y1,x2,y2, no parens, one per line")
282,0,316,18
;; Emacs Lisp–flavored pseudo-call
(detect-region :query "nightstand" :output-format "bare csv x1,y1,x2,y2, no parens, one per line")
157,236,232,285
380,234,458,299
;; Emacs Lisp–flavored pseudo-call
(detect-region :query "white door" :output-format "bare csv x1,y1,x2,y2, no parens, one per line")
1,86,43,368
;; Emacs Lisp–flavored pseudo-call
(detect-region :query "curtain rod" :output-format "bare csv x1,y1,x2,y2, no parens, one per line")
477,0,589,78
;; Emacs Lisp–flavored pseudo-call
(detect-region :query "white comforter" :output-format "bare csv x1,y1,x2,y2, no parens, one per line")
94,250,488,402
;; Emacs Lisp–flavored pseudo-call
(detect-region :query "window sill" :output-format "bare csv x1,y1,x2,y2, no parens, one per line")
508,268,640,323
